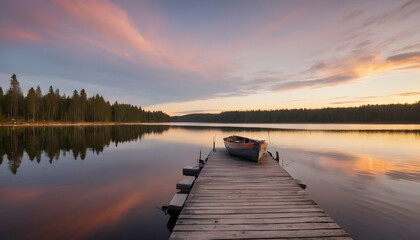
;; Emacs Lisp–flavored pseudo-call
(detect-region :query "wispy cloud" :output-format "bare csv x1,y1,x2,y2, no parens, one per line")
387,51,420,63
330,100,364,105
0,0,238,104
231,1,325,51
397,91,420,97
1,0,232,76
342,9,365,22
286,98,311,103
362,0,420,28
274,74,356,91
272,49,420,92
0,27,43,42
330,96,348,100
329,91,420,105
392,43,420,53
53,0,153,52
0,0,419,110
174,109,219,114
232,1,420,95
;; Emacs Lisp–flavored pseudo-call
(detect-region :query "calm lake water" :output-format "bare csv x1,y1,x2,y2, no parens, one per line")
1,123,420,239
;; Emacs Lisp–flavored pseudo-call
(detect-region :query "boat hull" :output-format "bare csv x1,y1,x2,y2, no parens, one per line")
224,140,268,163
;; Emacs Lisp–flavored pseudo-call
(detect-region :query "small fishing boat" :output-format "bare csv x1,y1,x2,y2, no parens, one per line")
223,135,268,163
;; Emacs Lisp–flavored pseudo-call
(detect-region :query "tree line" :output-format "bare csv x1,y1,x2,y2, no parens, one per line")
171,101,420,123
0,125,170,174
0,74,169,122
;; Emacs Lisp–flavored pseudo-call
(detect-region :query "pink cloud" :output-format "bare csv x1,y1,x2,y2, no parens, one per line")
50,0,232,78
0,27,43,42
52,0,153,53
274,51,420,91
230,1,324,51
0,0,232,80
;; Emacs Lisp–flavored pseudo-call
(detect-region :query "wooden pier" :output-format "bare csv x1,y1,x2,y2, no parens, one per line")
169,149,351,239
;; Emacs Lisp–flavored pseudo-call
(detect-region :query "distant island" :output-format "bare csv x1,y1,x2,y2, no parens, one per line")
171,101,420,123
0,74,169,124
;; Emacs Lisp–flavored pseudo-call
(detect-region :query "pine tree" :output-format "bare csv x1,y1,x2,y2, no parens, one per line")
0,87,4,120
80,89,87,121
8,74,23,120
35,86,43,121
46,86,58,121
70,90,80,121
26,88,37,122
54,88,61,121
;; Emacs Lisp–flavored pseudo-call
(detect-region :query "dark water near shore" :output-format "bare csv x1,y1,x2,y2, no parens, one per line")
1,124,420,239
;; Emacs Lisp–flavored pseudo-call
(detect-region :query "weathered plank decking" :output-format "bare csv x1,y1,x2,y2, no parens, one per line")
169,149,351,240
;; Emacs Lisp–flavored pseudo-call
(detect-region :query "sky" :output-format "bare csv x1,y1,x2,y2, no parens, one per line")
0,0,419,116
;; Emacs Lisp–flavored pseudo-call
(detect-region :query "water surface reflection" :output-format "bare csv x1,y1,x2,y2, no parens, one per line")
0,125,419,239
266,130,420,240
0,125,169,174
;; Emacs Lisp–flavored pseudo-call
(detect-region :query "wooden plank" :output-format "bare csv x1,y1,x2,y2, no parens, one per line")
188,193,309,197
193,185,301,190
187,193,309,198
177,212,330,219
181,208,324,215
187,195,310,199
174,222,342,231
183,204,318,210
169,149,351,239
186,199,312,204
175,216,335,225
168,193,188,212
190,190,305,195
183,165,200,176
176,176,196,193
185,201,315,207
170,229,350,239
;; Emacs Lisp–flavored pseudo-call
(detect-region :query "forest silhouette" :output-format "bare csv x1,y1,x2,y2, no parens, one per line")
0,125,169,174
0,74,169,123
171,102,420,123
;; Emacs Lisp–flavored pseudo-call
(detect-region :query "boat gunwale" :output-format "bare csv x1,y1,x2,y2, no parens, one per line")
223,135,264,147
223,140,256,147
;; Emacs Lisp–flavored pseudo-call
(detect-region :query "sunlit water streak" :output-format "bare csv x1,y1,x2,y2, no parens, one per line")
0,124,419,239
152,122,420,130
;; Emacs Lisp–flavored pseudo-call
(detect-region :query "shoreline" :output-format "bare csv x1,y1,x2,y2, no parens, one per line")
1,121,419,128
0,122,151,127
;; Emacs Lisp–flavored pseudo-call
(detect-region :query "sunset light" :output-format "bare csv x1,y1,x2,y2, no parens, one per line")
1,1,420,240
1,0,419,115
